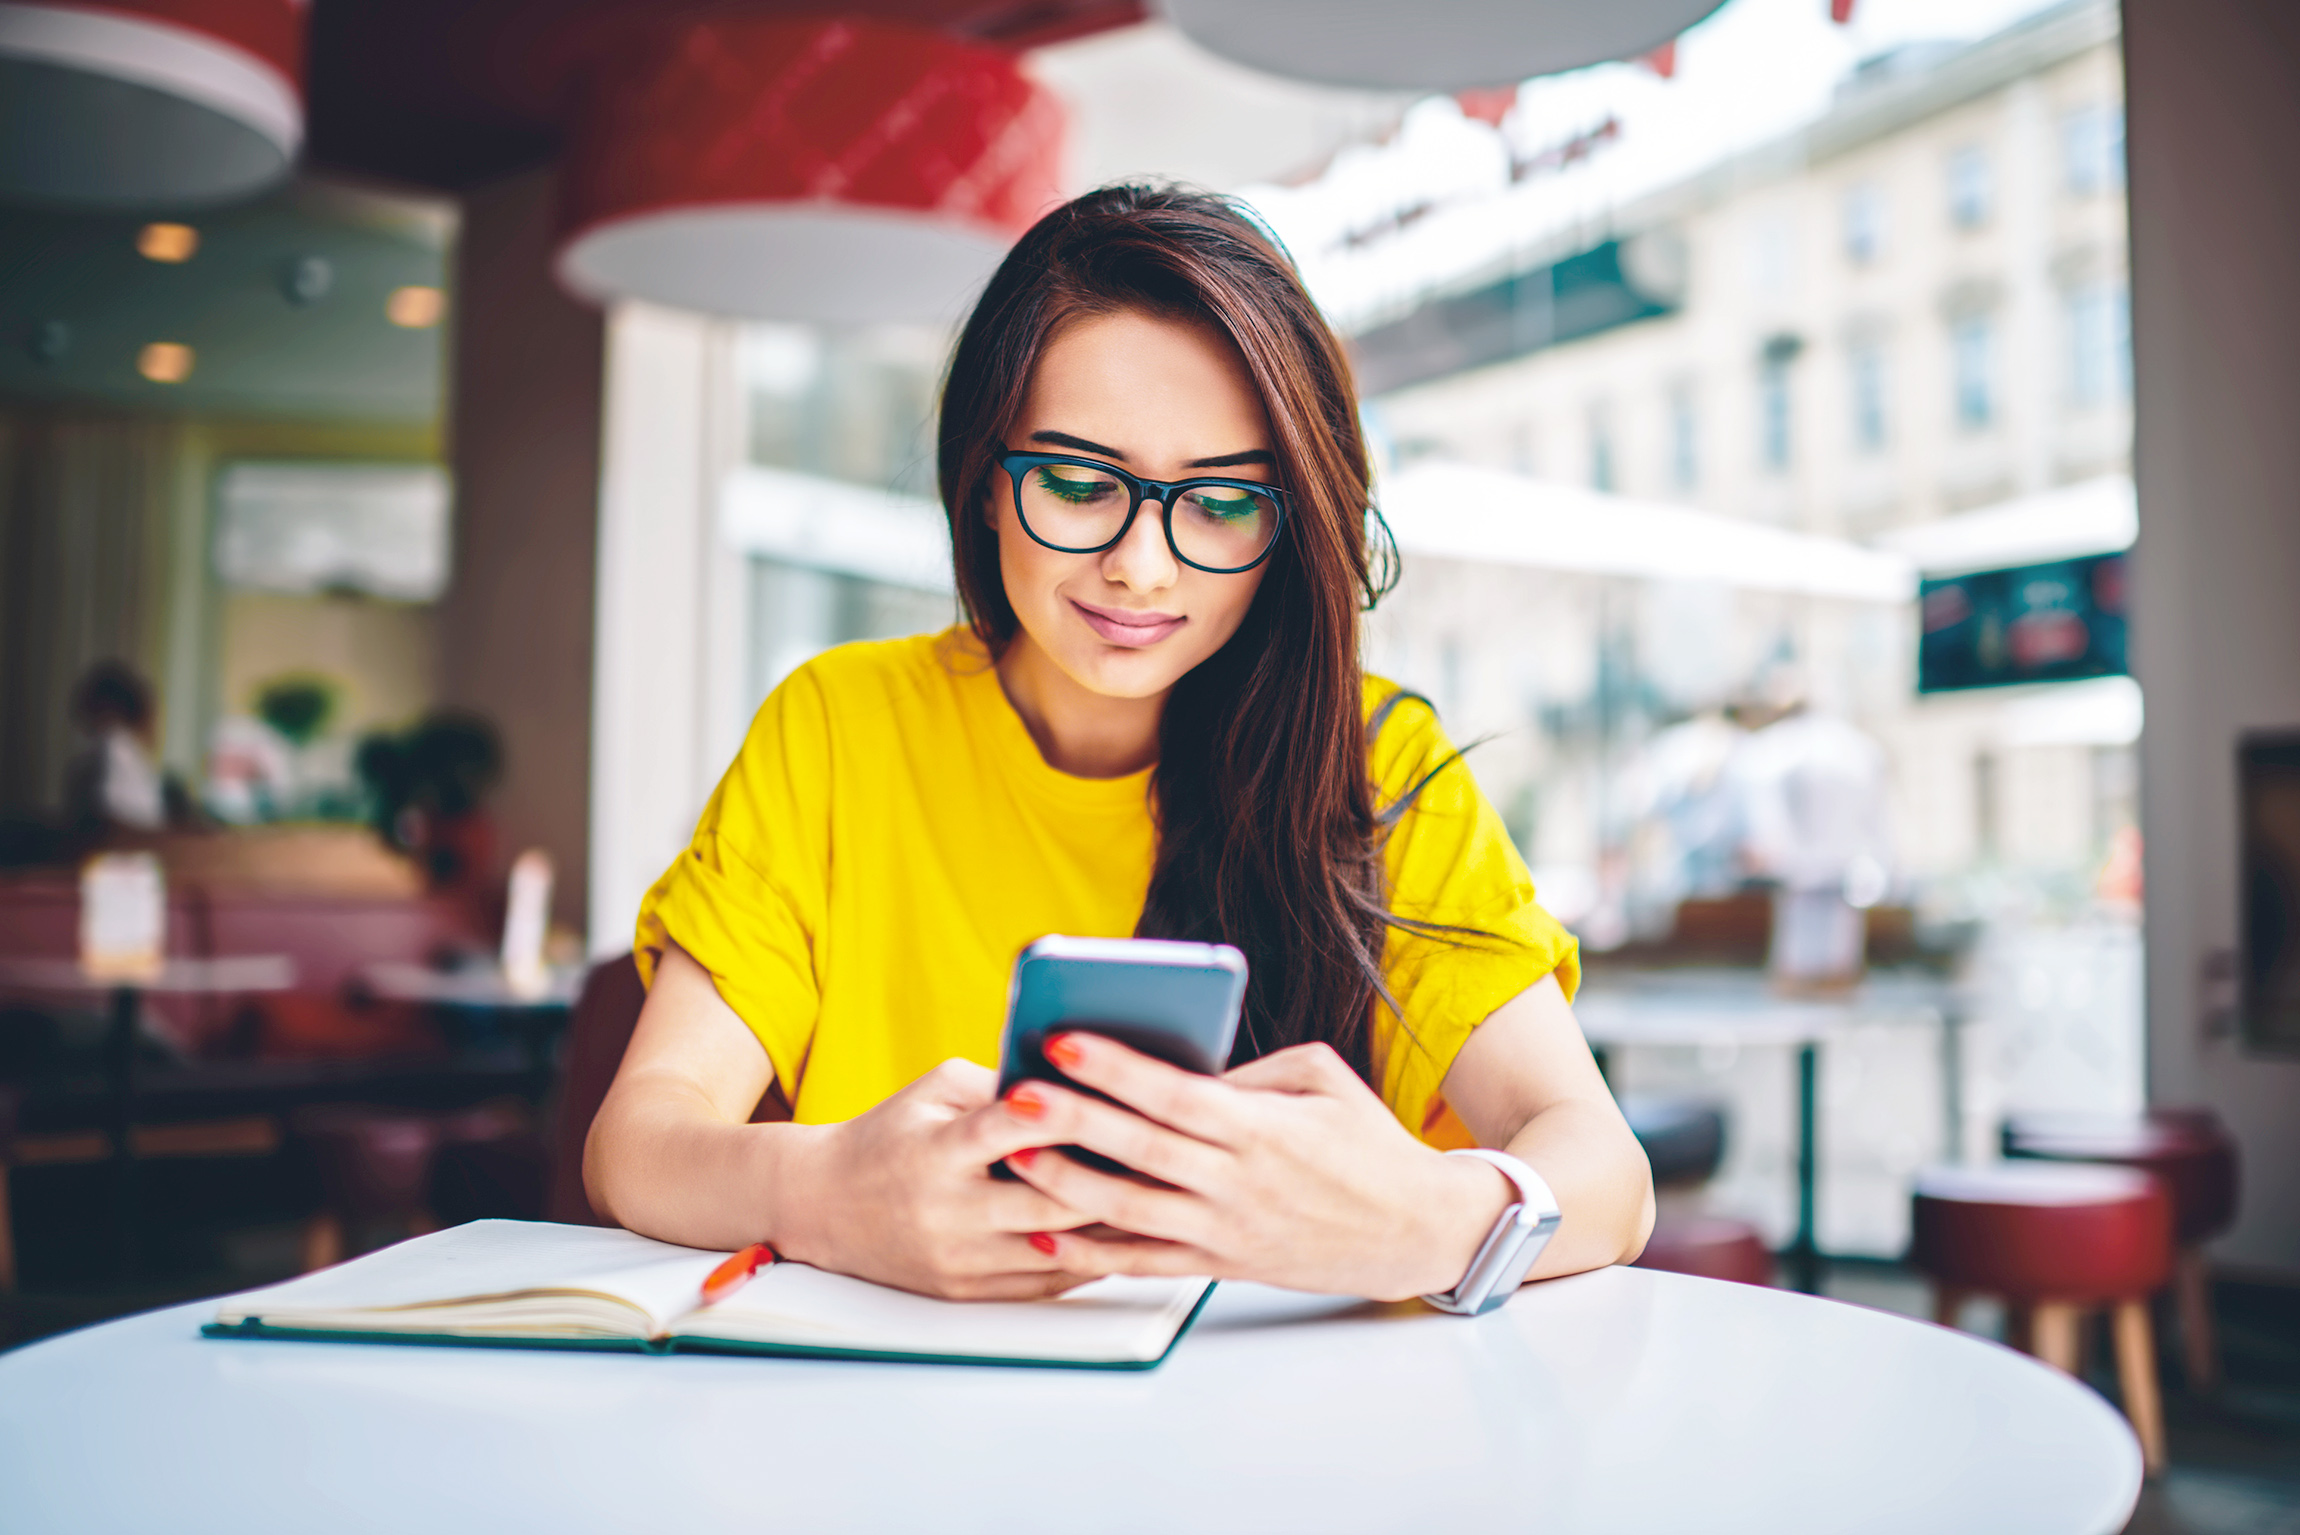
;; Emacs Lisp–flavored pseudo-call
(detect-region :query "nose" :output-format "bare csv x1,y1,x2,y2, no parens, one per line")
1099,492,1179,593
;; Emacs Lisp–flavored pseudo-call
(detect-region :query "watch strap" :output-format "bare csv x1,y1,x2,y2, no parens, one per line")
1446,1148,1562,1221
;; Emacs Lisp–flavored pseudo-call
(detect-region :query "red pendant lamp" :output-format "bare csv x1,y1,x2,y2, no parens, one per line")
0,0,304,206
554,17,1066,325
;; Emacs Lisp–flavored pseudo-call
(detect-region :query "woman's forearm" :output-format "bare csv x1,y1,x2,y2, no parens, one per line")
1436,976,1658,1283
1503,1096,1656,1279
585,943,840,1253
585,1073,834,1251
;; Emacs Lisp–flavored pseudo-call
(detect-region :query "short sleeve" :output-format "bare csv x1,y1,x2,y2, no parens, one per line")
1369,691,1580,1142
633,664,832,1101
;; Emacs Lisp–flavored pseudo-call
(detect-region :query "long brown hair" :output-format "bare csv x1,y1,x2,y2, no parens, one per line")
938,183,1406,1078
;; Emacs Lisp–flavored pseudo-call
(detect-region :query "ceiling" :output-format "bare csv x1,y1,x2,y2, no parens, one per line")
0,0,1409,423
302,0,1146,191
0,181,450,423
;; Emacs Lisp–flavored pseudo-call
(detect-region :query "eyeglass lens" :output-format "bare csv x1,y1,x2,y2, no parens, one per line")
1017,461,1278,570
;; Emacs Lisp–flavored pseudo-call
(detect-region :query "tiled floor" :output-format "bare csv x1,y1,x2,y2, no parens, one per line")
1815,1259,2300,1535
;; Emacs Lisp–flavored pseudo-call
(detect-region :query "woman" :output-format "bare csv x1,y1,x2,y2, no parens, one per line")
588,184,1653,1303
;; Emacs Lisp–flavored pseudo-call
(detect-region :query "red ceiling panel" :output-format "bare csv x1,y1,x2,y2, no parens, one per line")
304,0,1143,191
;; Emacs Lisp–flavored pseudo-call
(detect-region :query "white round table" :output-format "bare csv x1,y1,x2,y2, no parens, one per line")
0,1267,2139,1534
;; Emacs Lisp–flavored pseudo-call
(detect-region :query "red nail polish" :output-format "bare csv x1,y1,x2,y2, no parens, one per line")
1006,1086,1045,1122
1011,1147,1038,1169
1045,1034,1084,1071
1029,1232,1058,1256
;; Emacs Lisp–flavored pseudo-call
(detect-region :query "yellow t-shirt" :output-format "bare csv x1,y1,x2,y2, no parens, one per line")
634,629,1578,1141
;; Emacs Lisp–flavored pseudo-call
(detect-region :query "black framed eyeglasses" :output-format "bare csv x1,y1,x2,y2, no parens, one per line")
997,450,1289,574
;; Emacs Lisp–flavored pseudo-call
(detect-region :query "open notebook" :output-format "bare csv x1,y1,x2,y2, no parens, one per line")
205,1220,1215,1371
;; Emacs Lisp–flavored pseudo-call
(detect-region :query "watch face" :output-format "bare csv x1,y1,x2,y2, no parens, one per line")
1429,1208,1561,1314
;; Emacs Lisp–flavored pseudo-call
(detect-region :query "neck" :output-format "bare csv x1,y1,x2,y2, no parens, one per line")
995,631,1165,778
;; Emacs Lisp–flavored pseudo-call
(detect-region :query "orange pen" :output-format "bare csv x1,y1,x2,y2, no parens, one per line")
698,1242,776,1306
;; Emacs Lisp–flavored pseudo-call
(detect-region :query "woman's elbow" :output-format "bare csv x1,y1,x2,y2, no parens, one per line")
1604,1124,1657,1267
581,1097,633,1228
1617,1167,1658,1266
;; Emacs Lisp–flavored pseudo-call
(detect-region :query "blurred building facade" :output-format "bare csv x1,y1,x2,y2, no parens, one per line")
1345,0,2139,1252
1369,0,2131,903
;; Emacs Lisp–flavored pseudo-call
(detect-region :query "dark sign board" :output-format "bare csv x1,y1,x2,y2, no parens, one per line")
1917,552,2128,693
2242,732,2300,1053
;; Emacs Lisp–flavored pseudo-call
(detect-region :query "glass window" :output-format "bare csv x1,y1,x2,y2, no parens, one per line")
1508,417,1540,476
1667,383,1699,492
1951,314,1996,430
213,462,451,602
1842,182,1886,265
1848,338,1888,454
1588,403,1617,492
1947,144,1992,229
1748,212,1795,297
1759,356,1793,472
740,322,942,500
2066,280,2133,407
2063,103,2127,197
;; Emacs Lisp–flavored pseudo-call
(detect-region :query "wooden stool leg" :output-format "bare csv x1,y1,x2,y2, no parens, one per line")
2174,1249,2219,1393
0,1160,16,1293
2113,1298,2168,1474
2032,1301,2083,1374
1932,1285,1968,1328
299,1211,345,1272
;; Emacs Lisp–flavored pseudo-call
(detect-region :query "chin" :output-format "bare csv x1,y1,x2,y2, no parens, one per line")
1064,640,1200,700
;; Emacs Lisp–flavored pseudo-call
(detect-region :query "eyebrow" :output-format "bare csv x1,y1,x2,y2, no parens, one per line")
1028,430,1277,471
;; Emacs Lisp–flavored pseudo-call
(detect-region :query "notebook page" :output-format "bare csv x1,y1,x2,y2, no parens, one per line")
678,1266,1212,1364
213,1220,729,1334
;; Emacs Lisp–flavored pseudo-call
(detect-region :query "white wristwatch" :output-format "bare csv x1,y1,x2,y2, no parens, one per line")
1421,1149,1563,1315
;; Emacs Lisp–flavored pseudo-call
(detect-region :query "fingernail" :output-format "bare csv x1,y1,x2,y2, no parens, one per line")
1029,1232,1058,1256
1010,1147,1038,1169
1045,1034,1084,1071
1006,1086,1045,1122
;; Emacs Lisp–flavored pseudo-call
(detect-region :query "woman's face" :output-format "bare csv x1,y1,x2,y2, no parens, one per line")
990,307,1276,702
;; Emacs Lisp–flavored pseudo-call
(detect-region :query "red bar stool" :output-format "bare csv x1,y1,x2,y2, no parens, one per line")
1635,1213,1775,1285
2003,1108,2239,1390
291,1104,442,1269
1911,1162,2173,1471
1624,1097,1775,1287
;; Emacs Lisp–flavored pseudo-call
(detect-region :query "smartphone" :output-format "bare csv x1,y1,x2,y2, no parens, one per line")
991,935,1249,1178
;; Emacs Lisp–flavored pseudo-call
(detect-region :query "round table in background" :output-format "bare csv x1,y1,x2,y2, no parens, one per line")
0,954,295,1279
0,1266,2139,1534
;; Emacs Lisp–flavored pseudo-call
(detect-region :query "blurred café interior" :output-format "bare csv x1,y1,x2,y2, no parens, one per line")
0,0,2296,1521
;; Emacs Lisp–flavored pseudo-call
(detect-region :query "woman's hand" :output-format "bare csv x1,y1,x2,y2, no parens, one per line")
780,1058,1103,1301
589,944,1099,1303
1000,1034,1515,1302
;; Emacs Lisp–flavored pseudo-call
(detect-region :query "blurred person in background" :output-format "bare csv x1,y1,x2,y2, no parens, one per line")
1733,670,1891,989
1620,708,1748,944
62,659,191,837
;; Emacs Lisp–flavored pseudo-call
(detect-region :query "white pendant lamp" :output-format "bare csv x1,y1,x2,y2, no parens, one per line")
0,0,304,207
1162,0,1730,90
554,17,1067,325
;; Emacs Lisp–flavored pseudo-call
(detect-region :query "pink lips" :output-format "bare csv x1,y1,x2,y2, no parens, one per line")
1069,597,1186,648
